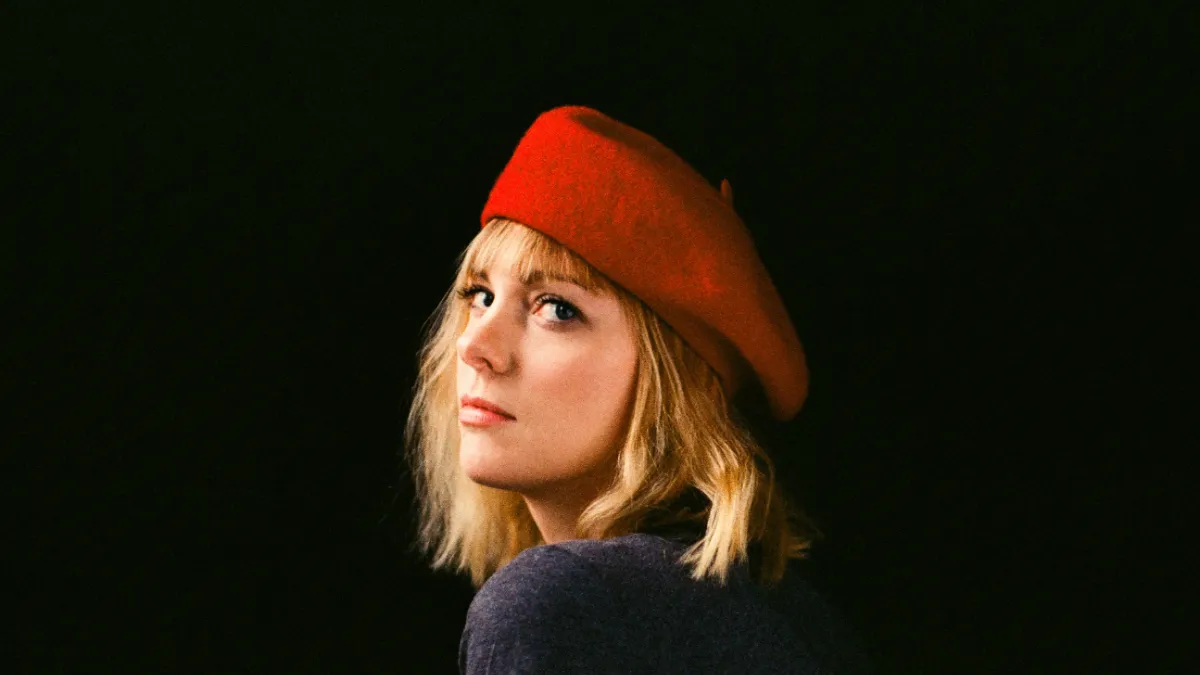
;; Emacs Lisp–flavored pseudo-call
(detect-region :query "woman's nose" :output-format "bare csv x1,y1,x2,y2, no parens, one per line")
457,310,512,373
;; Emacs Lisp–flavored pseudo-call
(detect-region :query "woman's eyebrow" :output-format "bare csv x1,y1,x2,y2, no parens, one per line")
471,269,591,293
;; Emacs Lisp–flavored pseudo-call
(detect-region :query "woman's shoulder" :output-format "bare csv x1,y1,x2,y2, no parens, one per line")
463,536,874,674
466,533,693,627
460,543,644,673
475,534,679,597
470,543,609,615
554,531,695,563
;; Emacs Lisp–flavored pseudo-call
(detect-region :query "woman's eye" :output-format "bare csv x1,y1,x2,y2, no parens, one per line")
457,285,580,324
538,298,579,322
456,285,491,307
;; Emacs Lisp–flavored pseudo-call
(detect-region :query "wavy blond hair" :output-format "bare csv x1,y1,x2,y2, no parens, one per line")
403,218,822,590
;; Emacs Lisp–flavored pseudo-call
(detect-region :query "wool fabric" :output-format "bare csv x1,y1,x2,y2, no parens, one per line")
479,105,808,421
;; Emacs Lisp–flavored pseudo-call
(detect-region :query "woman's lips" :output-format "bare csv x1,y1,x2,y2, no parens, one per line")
460,405,516,427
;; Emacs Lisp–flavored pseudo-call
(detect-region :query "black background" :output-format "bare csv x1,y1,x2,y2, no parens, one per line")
8,3,1188,674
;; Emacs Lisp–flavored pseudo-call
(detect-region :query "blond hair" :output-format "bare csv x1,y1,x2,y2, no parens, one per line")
403,218,821,589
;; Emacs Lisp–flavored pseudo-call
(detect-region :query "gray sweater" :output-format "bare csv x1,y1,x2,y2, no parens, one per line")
458,532,875,674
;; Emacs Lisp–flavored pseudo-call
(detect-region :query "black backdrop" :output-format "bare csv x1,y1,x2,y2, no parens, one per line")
8,3,1187,674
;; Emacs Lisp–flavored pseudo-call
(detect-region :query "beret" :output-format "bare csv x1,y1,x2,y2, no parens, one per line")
479,105,808,422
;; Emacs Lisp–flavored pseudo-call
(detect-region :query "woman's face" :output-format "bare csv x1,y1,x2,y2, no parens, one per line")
455,254,638,504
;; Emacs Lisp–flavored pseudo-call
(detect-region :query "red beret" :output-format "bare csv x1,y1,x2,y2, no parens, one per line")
479,106,808,422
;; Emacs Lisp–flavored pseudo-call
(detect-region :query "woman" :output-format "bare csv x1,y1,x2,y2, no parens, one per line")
404,106,874,674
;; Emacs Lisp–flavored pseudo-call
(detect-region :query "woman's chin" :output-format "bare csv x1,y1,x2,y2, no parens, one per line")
459,442,511,484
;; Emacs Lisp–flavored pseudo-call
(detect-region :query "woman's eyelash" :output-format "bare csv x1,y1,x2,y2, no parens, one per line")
455,284,581,322
455,284,487,302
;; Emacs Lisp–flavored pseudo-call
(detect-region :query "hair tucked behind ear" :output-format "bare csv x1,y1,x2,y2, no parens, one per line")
403,218,822,590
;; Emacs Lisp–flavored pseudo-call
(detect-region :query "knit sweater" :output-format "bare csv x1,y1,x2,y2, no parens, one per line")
458,532,875,674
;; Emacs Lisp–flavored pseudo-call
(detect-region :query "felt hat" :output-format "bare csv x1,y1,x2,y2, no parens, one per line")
479,105,808,421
